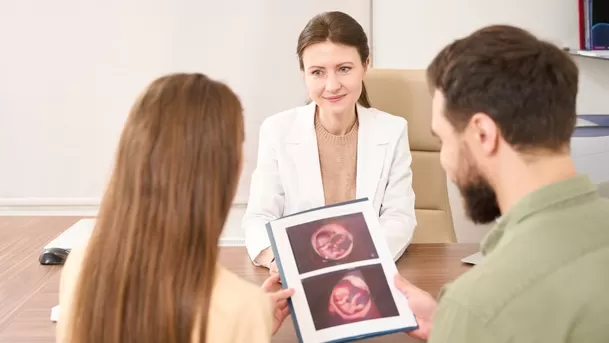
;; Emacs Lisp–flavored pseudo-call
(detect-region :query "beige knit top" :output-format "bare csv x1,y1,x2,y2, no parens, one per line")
314,112,359,205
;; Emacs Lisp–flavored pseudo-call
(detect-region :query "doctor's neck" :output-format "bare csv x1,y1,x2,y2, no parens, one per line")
316,105,358,136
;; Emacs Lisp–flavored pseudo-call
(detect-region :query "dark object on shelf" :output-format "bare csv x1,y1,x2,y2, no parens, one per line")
563,47,609,60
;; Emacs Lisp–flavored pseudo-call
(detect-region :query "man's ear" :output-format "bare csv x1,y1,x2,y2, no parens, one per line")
364,56,370,71
470,113,499,155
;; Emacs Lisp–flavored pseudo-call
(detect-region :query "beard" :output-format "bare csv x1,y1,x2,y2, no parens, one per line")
455,144,502,224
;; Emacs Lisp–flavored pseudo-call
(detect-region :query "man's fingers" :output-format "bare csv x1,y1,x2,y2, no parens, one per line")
394,273,414,293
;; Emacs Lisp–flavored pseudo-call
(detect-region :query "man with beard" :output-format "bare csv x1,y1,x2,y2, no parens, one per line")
393,25,609,342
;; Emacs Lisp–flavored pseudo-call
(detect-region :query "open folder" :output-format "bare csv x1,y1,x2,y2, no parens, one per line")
266,198,418,343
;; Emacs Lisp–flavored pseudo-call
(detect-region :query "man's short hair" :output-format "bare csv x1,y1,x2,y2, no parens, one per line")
427,25,579,152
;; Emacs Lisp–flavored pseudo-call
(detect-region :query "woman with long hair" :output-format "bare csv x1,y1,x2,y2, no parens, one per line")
56,73,294,343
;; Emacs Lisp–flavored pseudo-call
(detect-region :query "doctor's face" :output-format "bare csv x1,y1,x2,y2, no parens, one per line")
301,41,368,116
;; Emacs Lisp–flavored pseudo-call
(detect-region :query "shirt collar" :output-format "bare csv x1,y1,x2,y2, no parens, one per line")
481,174,598,255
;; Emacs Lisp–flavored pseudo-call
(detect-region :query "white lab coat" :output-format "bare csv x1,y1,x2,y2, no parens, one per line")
242,102,417,264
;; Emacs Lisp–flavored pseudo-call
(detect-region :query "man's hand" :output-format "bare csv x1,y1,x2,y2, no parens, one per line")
394,273,437,341
262,274,295,335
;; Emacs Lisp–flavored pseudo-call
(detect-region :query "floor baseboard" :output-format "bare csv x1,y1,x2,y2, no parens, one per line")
0,198,100,216
218,237,246,246
0,199,248,246
0,198,248,217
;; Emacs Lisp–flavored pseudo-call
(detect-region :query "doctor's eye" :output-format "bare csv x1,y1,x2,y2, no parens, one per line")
311,69,323,76
338,66,351,73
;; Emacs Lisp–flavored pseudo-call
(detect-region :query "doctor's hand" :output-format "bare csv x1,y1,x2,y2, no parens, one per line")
269,260,279,276
262,274,295,335
394,273,437,341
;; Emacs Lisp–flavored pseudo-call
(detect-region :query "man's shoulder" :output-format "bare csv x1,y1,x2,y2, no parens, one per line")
439,241,573,323
441,237,609,324
438,259,512,323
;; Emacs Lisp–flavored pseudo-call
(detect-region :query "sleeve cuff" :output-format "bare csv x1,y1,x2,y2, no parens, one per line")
253,247,275,268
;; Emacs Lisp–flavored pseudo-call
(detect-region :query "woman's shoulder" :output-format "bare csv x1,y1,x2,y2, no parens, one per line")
211,265,272,314
56,240,90,343
214,265,267,295
59,240,90,300
207,266,273,341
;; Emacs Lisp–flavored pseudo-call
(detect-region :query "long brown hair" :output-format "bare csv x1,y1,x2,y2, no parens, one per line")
297,11,372,108
67,73,244,343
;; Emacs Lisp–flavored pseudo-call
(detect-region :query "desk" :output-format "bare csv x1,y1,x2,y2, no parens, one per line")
0,217,477,343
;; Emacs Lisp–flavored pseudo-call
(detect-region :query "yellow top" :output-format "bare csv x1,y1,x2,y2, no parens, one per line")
56,241,273,343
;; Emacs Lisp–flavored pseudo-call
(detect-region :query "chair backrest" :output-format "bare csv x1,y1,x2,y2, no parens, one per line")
364,68,457,243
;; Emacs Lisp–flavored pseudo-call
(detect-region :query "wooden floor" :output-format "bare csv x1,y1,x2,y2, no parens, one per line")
0,217,83,342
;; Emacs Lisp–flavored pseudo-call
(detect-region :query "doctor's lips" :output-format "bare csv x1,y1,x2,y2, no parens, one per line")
324,94,346,103
328,275,372,320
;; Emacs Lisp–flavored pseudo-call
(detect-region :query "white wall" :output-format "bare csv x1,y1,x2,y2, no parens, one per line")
2,0,608,244
0,0,370,217
372,0,609,242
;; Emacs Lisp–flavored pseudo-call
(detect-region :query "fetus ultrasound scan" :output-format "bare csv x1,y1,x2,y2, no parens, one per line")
301,264,399,330
311,222,354,260
286,212,379,274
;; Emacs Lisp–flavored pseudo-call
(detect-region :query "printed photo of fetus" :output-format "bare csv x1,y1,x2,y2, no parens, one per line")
301,264,399,330
286,212,378,274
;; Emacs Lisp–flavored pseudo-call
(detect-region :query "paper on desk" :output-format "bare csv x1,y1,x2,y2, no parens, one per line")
51,305,60,322
44,218,96,250
576,117,599,127
461,252,484,265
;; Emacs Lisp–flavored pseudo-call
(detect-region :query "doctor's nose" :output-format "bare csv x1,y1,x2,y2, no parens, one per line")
325,74,341,93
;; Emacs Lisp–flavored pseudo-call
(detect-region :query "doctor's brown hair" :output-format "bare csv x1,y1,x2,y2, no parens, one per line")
297,11,372,108
66,73,244,343
426,24,578,153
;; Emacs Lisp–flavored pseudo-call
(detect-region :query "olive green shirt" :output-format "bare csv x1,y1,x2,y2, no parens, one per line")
430,174,609,343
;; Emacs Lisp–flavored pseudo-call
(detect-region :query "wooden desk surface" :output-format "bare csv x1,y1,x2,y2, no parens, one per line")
0,217,478,343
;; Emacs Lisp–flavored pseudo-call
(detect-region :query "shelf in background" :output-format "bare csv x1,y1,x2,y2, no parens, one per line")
565,49,609,61
574,115,609,137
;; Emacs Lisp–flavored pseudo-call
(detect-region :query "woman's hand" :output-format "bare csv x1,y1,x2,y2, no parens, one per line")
262,274,295,335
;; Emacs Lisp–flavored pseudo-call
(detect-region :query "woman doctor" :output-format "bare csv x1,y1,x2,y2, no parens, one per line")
242,11,417,273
